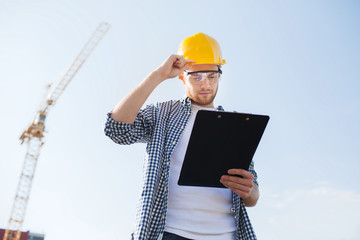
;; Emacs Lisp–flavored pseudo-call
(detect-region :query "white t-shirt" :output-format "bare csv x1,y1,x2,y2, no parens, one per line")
164,104,236,240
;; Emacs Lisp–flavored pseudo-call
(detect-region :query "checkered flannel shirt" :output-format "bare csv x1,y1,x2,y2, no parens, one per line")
104,97,258,240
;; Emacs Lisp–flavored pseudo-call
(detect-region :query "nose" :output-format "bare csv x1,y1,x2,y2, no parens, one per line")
200,77,210,88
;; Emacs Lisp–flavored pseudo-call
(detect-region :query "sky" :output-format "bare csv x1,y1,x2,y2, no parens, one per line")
0,0,359,239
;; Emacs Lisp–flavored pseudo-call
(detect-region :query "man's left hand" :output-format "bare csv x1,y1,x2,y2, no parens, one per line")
220,169,259,206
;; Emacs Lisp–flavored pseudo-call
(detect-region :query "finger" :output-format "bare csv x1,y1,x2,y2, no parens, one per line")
233,189,251,199
172,54,194,62
185,59,196,63
227,169,254,180
181,63,192,72
226,185,250,199
174,57,196,68
221,175,254,190
221,176,254,189
220,180,252,198
173,60,185,69
221,175,254,187
172,55,185,66
182,60,196,71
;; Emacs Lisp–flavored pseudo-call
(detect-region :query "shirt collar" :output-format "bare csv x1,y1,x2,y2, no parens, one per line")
180,96,224,111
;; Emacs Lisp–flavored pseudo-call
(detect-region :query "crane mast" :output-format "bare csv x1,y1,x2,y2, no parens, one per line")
3,22,110,240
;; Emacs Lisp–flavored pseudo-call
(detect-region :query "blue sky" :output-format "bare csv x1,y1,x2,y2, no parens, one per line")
0,1,359,239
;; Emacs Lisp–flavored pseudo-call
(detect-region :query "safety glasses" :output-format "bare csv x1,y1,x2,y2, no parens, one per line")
184,70,222,85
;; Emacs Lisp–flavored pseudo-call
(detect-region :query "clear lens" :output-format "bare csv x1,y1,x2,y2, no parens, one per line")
185,71,221,85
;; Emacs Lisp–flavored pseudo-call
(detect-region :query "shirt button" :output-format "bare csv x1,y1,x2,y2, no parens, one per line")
231,207,235,212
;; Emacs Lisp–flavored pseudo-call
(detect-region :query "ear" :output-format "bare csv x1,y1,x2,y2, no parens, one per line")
179,73,185,82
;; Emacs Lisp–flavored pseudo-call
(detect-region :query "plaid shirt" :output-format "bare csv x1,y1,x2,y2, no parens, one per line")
104,97,258,240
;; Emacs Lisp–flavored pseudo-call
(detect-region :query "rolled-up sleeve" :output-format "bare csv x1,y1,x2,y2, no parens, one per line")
104,105,155,145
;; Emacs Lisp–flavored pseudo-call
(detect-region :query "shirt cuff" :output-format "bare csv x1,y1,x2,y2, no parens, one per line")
104,112,134,135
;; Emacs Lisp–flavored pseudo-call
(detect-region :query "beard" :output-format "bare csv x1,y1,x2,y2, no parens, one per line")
186,87,218,107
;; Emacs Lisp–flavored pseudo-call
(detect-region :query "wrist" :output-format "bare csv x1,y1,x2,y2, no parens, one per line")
243,183,259,207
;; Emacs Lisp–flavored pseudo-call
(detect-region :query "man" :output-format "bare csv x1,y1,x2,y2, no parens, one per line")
105,33,259,240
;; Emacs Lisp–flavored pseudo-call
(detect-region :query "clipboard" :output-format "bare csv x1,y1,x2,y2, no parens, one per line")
178,110,269,188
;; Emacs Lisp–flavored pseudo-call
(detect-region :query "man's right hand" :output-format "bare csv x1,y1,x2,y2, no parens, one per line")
154,55,195,81
110,55,195,123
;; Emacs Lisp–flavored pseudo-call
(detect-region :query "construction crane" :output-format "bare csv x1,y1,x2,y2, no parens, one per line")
3,22,111,240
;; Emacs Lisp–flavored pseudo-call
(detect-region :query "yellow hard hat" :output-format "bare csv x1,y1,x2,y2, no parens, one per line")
177,33,226,65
